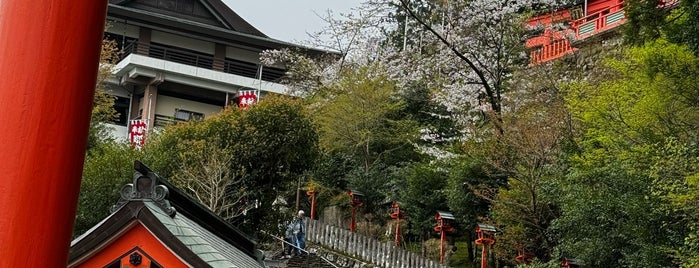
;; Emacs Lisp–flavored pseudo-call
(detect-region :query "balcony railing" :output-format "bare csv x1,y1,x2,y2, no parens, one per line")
529,38,576,64
120,41,286,83
570,2,626,40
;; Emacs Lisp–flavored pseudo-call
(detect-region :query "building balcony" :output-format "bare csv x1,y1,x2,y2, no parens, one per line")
526,0,680,64
113,41,290,94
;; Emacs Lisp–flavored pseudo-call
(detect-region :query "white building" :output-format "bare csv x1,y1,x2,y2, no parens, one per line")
103,0,329,141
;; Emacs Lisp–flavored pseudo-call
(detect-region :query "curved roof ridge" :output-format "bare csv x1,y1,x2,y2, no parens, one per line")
109,0,267,37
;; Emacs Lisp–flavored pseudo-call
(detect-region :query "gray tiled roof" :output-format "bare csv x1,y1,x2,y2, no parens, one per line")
145,201,263,268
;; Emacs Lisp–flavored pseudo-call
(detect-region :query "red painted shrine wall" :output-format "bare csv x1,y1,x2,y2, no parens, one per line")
73,223,189,268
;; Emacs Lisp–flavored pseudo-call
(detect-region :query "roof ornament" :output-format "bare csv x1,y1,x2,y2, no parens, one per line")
111,161,176,217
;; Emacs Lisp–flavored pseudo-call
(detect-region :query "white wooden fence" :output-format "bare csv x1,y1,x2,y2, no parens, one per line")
306,219,449,268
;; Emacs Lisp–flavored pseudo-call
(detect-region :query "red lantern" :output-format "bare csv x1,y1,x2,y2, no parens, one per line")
129,119,148,148
306,183,317,220
514,243,534,264
237,90,257,109
475,223,497,268
434,211,455,263
390,202,406,247
348,190,364,232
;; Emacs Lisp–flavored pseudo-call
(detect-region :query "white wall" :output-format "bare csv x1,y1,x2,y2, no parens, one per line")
105,84,131,98
226,46,260,63
152,31,215,54
104,123,129,142
155,95,223,118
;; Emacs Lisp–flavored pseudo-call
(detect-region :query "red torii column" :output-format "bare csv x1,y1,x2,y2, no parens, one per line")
0,0,108,266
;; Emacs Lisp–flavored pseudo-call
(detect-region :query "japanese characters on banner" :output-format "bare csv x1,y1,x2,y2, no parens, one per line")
129,119,148,149
238,90,257,109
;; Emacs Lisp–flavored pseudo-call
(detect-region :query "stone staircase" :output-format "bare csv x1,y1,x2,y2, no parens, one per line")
264,244,371,268
286,253,336,268
264,249,337,268
264,219,447,268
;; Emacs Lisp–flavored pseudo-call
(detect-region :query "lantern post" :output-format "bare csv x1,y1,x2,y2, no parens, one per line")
348,190,364,233
561,257,582,268
0,0,109,265
390,202,406,247
434,211,455,263
306,182,317,220
515,243,534,265
475,223,497,268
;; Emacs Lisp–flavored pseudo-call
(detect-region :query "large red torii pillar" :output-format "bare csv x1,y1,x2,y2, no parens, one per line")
0,0,108,266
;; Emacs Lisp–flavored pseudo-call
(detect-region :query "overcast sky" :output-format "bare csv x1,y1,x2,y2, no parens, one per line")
222,0,362,44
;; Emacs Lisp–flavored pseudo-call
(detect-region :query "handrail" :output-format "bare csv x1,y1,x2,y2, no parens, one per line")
570,2,624,29
118,41,286,83
260,230,340,268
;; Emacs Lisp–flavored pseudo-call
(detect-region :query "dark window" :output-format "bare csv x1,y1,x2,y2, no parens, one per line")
174,109,204,121
103,32,137,54
112,96,131,126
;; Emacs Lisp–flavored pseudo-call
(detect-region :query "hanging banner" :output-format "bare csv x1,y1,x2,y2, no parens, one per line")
129,119,148,149
238,90,257,109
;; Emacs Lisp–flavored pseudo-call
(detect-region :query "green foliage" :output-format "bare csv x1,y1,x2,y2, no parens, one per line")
75,36,131,236
626,0,699,55
552,151,670,267
145,95,319,233
566,39,699,148
396,162,449,237
623,0,667,45
87,38,121,150
680,0,699,54
555,39,699,267
171,141,248,220
517,259,561,268
75,142,142,236
650,139,699,267
448,240,473,267
313,66,419,172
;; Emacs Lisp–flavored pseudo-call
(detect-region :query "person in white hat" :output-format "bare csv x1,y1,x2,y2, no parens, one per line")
291,210,306,255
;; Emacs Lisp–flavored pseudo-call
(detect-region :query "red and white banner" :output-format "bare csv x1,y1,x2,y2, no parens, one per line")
238,90,257,109
129,119,148,149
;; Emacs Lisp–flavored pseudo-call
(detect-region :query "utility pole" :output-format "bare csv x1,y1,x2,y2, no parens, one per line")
295,176,301,212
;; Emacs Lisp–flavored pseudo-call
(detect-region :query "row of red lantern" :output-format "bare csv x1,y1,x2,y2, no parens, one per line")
310,188,577,267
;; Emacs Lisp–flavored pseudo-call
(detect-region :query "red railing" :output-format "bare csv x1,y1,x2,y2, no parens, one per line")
526,0,681,64
529,38,576,64
570,2,626,40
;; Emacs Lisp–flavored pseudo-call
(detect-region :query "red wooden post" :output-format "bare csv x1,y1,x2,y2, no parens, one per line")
475,224,496,268
480,242,489,268
434,211,455,264
348,190,364,233
390,202,405,247
395,217,401,247
0,0,108,266
441,227,446,262
350,205,357,232
306,189,316,220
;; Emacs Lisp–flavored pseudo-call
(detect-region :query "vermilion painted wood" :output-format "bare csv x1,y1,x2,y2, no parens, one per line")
0,0,108,266
74,224,189,268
